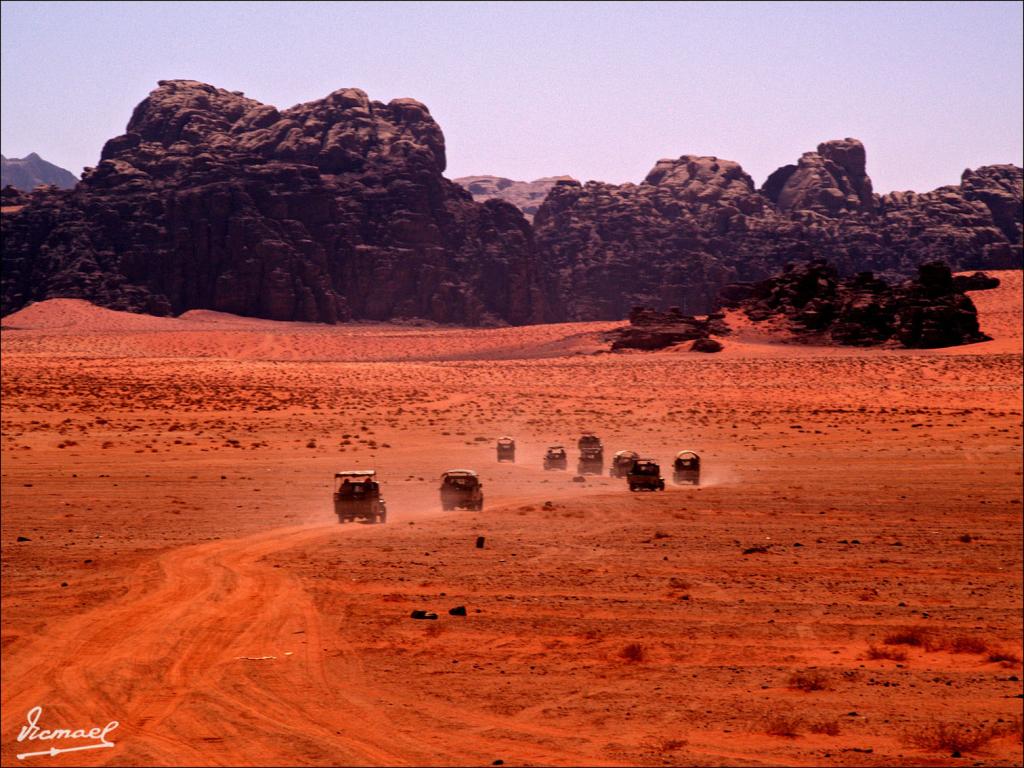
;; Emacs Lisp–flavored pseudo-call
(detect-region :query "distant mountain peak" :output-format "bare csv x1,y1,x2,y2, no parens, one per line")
1,153,78,191
454,175,576,221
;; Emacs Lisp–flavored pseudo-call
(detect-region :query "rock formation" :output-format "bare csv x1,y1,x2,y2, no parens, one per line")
2,87,1020,328
606,306,729,351
534,139,1021,320
720,260,995,348
763,138,874,215
1,186,29,207
1,153,78,191
1,80,549,325
454,175,575,221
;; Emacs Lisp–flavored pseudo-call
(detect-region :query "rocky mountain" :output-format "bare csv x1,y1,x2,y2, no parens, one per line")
2,84,1020,327
454,175,575,221
534,139,1022,319
1,153,78,191
1,80,549,324
721,260,993,348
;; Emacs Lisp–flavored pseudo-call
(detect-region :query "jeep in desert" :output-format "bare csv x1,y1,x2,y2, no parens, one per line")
577,432,604,474
440,469,484,511
496,436,516,462
333,470,387,524
627,458,665,491
672,450,701,485
609,449,639,478
543,445,568,470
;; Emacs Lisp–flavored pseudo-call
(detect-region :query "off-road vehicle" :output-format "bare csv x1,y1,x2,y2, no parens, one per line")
543,445,568,470
627,458,665,491
577,432,604,475
672,451,701,485
333,470,387,524
496,436,516,463
609,449,639,478
440,469,484,511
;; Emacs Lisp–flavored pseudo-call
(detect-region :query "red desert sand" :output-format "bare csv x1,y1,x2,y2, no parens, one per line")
1,272,1021,767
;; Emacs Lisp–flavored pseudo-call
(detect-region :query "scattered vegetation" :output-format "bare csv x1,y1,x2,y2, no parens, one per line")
947,635,989,654
884,627,931,647
656,738,688,752
787,669,830,692
987,649,1022,666
865,644,908,661
808,719,841,736
764,712,805,738
905,721,1002,754
619,643,646,663
882,629,1003,657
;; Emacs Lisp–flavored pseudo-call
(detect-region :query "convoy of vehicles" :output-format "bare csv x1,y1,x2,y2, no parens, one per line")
331,435,703,520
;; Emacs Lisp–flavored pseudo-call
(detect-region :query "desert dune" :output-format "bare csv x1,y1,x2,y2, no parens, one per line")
1,273,1021,766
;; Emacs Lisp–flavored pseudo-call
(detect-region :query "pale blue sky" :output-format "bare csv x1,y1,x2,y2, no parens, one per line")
2,1,1022,192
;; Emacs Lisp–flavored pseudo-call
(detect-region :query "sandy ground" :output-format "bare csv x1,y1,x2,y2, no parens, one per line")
1,272,1021,767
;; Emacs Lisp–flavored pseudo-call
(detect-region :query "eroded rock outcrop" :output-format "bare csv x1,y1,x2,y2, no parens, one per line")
763,138,874,215
721,259,995,348
535,139,1021,320
1,80,548,324
606,305,730,351
3,94,1020,328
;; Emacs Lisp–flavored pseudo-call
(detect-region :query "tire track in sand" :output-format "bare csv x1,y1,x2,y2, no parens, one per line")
2,516,620,767
1,525,427,766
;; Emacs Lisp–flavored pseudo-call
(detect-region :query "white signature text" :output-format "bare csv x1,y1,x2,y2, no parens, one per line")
16,706,119,760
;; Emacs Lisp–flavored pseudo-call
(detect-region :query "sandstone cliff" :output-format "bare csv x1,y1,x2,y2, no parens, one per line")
534,139,1021,319
1,80,549,325
2,89,1020,327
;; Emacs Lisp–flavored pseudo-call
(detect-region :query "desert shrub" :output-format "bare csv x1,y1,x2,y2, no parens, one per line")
884,627,931,647
906,721,999,754
787,669,830,692
809,719,841,736
764,712,804,737
619,643,646,663
987,649,1022,665
866,644,908,661
657,738,688,752
946,635,989,654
